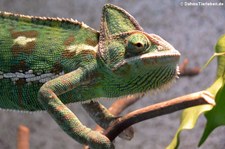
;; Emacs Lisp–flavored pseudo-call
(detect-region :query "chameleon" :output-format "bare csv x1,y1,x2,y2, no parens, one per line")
0,4,180,149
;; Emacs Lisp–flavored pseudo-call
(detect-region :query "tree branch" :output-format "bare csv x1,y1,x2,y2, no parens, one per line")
104,91,215,141
17,125,30,149
83,95,143,149
179,58,200,76
96,95,143,137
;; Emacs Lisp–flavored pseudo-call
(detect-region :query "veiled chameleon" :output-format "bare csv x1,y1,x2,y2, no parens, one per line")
0,4,180,149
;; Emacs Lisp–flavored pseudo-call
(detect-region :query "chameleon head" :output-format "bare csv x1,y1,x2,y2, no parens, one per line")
98,4,180,93
110,31,180,77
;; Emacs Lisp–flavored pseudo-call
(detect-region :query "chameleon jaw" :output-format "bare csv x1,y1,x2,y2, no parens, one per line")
112,49,180,71
110,49,180,96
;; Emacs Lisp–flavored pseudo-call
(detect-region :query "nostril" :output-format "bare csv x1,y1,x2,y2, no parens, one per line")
157,45,164,51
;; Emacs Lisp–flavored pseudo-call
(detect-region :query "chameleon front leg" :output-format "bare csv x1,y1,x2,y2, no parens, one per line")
82,101,134,140
82,101,116,129
38,68,114,149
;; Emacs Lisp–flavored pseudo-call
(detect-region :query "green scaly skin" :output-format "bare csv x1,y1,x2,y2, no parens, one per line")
0,4,180,149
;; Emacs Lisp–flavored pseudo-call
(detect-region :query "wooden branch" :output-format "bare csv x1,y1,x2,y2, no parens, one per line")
104,91,215,141
93,95,144,133
96,95,143,138
83,95,143,149
17,125,30,149
108,94,144,116
179,58,200,76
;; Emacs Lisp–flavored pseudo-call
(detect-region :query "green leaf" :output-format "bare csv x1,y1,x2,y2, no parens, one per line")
166,104,213,149
199,82,225,146
167,34,225,149
215,34,225,78
166,77,222,149
198,34,225,146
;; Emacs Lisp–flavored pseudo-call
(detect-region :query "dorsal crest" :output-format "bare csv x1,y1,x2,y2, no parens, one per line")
0,11,97,32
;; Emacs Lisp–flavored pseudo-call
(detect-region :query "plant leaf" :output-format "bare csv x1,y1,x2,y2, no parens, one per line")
215,34,225,78
167,34,225,149
198,34,225,146
199,82,225,146
166,77,222,149
166,104,213,149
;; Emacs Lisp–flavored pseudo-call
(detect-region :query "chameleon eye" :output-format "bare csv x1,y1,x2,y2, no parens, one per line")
135,42,144,48
126,33,150,54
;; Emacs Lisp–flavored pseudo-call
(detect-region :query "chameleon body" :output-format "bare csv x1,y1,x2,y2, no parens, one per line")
0,4,180,149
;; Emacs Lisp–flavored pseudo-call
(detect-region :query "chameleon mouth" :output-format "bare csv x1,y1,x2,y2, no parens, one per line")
141,48,180,60
112,49,180,71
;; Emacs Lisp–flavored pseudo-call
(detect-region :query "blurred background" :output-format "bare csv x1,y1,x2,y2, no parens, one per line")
0,0,225,148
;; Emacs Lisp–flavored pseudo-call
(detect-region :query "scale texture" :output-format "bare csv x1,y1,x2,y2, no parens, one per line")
0,11,99,110
0,4,180,149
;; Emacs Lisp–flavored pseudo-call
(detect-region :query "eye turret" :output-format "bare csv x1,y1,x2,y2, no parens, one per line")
126,33,150,55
